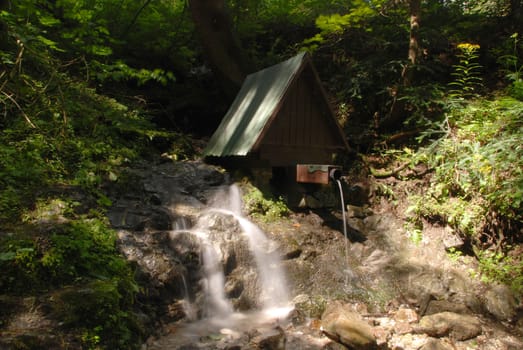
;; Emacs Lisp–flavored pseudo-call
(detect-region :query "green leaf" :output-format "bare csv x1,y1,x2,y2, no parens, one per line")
36,35,65,52
0,251,16,261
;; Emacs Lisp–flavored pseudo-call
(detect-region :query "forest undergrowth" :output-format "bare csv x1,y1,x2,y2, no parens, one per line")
1,1,522,349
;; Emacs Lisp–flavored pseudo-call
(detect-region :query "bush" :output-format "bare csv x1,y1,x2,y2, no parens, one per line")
406,95,523,294
0,219,136,293
0,219,142,349
242,185,290,221
53,279,142,350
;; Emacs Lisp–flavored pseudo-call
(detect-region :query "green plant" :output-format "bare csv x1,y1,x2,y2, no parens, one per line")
448,43,483,99
405,92,523,297
498,33,523,100
54,278,141,349
0,219,136,293
476,249,523,296
412,96,523,229
404,218,423,245
243,185,289,221
446,247,463,262
0,218,142,348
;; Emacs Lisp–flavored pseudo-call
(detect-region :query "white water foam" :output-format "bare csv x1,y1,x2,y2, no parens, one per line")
170,184,290,321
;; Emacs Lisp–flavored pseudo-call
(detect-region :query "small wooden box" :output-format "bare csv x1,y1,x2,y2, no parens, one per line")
296,164,341,184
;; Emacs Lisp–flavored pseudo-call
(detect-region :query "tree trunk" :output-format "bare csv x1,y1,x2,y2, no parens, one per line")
404,0,421,86
0,0,9,49
380,0,421,130
188,0,252,96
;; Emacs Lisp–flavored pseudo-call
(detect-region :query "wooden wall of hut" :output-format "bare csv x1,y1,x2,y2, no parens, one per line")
257,66,341,166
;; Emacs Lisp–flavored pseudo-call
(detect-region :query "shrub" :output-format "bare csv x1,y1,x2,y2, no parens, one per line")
243,185,290,221
406,95,523,294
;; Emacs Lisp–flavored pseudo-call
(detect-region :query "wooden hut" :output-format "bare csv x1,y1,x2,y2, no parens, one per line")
203,52,349,184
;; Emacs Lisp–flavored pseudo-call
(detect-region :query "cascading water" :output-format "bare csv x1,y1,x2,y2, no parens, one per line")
209,184,290,309
169,229,234,319
167,184,291,337
180,275,197,321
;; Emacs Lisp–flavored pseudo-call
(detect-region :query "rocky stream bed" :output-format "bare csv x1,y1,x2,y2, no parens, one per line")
109,160,522,350
1,159,521,349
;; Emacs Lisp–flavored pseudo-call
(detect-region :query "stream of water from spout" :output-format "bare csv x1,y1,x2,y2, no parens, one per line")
336,179,351,286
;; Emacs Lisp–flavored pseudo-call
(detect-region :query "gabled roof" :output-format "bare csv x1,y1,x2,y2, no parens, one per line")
203,52,347,158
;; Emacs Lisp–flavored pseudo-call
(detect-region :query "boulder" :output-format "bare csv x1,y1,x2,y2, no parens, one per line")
321,301,377,350
416,311,482,341
250,326,286,350
424,300,471,316
484,284,517,321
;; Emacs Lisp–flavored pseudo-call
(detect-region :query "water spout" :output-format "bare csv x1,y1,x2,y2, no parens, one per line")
329,168,342,182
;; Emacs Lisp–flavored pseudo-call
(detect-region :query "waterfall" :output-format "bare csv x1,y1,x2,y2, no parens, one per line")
170,184,290,322
170,229,234,318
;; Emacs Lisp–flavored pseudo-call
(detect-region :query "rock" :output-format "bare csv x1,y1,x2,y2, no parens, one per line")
299,194,322,209
250,326,286,350
484,284,517,321
424,300,471,316
202,169,226,186
442,226,464,251
388,333,430,350
393,307,419,323
393,307,419,334
347,182,370,206
283,248,302,260
416,311,482,340
321,301,377,350
150,193,162,205
292,294,326,320
419,338,454,350
144,209,172,230
346,205,367,218
362,249,392,274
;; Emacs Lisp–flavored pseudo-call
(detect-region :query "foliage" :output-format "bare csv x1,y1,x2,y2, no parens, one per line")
0,3,165,347
1,0,523,344
415,96,522,227
242,184,290,221
0,6,189,222
497,33,523,101
0,219,135,291
475,249,523,295
301,0,384,51
0,218,141,348
53,279,142,350
448,43,483,99
403,218,423,245
404,95,523,292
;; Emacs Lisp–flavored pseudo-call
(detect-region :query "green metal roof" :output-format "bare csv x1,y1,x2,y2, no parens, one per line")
203,52,308,157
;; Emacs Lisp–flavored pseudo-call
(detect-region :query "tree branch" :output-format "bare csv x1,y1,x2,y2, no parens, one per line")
121,0,153,38
1,91,36,128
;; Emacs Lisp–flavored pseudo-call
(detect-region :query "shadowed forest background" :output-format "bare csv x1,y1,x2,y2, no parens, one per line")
0,0,522,348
